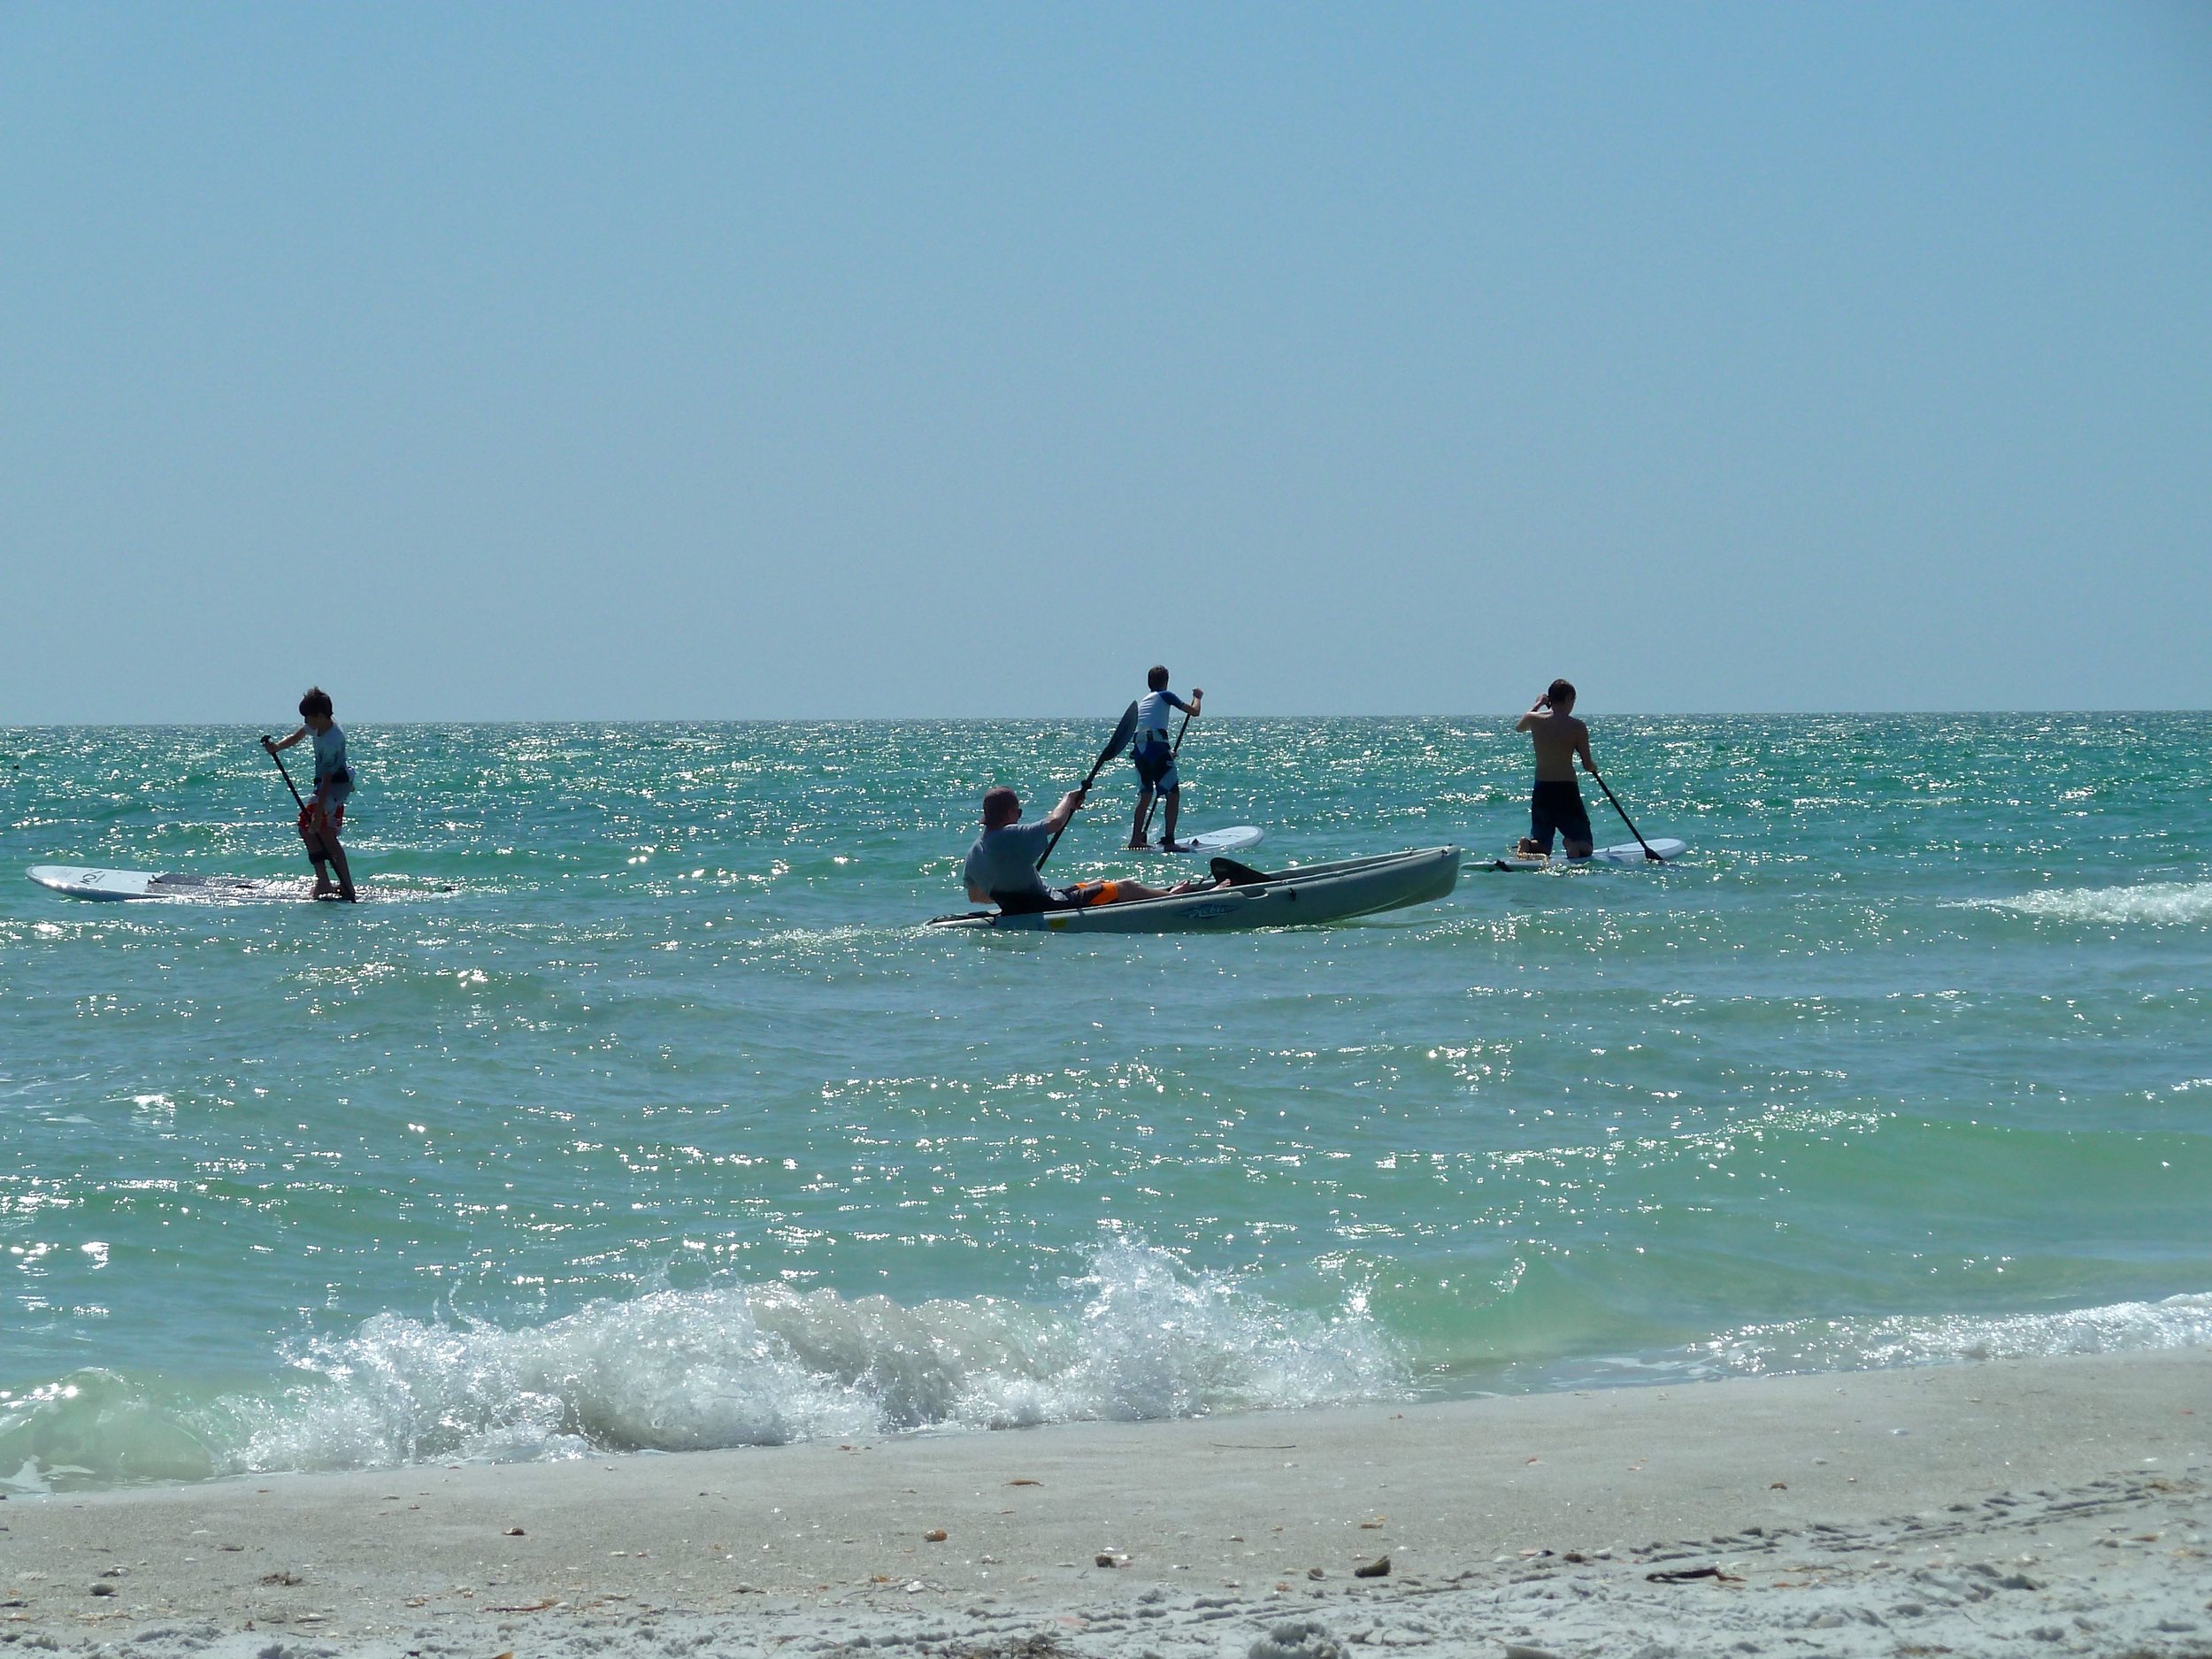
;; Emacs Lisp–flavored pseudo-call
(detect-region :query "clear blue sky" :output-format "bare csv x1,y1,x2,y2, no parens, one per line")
4,4,2208,721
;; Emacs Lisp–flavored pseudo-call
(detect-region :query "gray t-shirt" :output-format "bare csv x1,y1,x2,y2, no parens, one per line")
964,820,1055,902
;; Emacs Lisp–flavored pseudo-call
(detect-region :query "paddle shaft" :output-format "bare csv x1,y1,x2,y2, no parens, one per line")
1135,710,1193,843
1038,703,1141,870
260,738,310,812
1586,765,1663,861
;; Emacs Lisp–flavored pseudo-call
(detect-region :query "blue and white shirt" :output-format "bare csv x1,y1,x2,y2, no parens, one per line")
1134,690,1194,747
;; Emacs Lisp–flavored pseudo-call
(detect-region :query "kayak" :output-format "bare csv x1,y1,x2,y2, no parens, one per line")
930,846,1461,934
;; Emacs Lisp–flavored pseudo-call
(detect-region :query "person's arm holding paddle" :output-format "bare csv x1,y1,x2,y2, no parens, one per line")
1045,786,1088,833
965,787,1087,904
267,687,358,901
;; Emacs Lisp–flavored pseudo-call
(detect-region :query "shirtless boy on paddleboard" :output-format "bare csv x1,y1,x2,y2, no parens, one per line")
265,687,357,901
1516,679,1595,861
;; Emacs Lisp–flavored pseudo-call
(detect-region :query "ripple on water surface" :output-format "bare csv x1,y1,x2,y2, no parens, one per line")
2,716,2208,1485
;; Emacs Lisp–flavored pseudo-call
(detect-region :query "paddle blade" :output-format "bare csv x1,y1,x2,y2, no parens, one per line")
1092,701,1141,777
1038,703,1145,872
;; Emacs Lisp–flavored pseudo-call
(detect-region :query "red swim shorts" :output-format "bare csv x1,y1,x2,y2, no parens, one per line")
299,797,345,837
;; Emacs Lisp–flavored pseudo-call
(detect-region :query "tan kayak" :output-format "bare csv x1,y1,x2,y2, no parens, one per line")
929,846,1461,933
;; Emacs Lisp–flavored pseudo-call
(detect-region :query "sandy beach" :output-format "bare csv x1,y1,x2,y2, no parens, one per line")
4,1349,2207,1658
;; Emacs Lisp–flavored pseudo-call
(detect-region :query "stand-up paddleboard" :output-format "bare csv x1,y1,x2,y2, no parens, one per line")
1135,826,1264,856
1488,837,1687,869
1589,837,1686,864
29,865,312,902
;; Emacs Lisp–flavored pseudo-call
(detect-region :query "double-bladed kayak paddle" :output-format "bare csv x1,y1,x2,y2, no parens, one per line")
1038,701,1141,870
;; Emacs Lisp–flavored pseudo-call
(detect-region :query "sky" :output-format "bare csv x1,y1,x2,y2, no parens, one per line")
3,4,2208,722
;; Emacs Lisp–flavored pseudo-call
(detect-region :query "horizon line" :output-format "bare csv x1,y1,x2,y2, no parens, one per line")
3,706,2208,731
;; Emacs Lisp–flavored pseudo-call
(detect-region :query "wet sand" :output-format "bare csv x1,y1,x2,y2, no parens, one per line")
4,1348,2208,1657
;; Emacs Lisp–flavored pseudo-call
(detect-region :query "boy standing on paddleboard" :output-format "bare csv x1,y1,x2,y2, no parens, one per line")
1127,666,1202,850
1516,679,1596,861
264,687,358,902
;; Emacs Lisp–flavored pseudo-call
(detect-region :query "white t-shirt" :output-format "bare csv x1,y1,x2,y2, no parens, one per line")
1134,690,1193,747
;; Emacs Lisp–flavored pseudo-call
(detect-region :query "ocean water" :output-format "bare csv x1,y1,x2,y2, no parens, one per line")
2,715,2208,1491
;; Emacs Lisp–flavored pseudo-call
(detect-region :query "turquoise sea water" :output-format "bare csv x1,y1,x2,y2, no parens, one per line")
3,715,2208,1490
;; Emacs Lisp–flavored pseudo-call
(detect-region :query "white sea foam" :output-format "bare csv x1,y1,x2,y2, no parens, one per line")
1701,1289,2212,1376
1967,880,2212,926
13,1241,1394,1482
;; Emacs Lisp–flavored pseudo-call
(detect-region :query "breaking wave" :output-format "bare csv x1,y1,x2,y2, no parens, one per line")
1699,1290,2212,1376
1969,880,2212,926
0,1241,1403,1490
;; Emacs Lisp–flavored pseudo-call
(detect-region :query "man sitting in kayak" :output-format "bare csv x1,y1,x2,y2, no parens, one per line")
1128,665,1202,849
1515,679,1596,860
967,786,1213,915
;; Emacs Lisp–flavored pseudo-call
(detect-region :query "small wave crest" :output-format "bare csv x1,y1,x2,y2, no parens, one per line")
1701,1290,2212,1376
1969,880,2212,926
0,1242,1402,1489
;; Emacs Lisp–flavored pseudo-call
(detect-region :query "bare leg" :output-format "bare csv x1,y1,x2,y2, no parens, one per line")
1129,787,1154,849
302,826,334,895
1076,875,1228,905
303,807,356,899
1160,786,1181,849
326,839,357,901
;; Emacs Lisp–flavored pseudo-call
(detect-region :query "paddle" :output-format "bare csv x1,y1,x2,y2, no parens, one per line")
1037,702,1141,870
1586,765,1665,862
259,736,309,814
1134,706,1194,847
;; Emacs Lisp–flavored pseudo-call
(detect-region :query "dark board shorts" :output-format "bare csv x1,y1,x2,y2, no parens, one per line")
1530,780,1592,853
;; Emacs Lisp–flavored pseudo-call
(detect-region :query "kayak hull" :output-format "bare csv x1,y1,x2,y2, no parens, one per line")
931,846,1461,933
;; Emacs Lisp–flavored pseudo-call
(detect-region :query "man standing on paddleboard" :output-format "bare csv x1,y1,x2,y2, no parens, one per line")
1127,666,1202,850
264,687,358,901
1516,679,1596,861
968,787,1209,915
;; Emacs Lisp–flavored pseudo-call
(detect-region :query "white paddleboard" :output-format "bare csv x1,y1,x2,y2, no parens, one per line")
28,865,309,902
1589,837,1686,864
1137,826,1265,856
1495,836,1681,876
1494,838,1687,869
